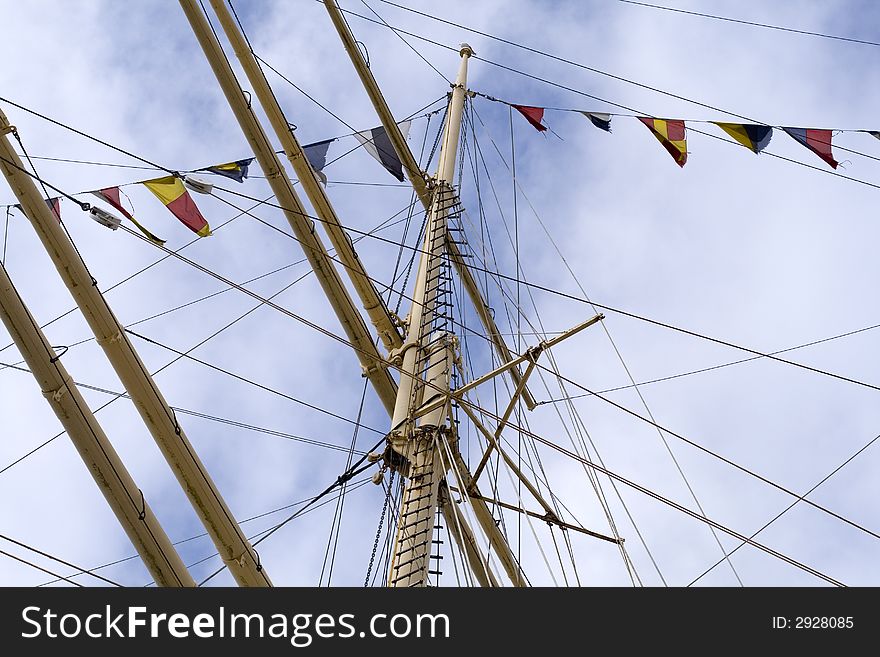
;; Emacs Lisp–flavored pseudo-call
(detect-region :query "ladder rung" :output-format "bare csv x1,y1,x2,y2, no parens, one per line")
400,516,431,532
403,491,433,506
393,552,429,571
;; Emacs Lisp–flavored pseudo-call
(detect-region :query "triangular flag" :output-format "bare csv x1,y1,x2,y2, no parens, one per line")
200,158,254,183
862,130,880,141
581,112,612,132
303,138,334,185
714,122,773,154
638,117,688,167
46,197,61,222
91,187,166,244
512,105,547,132
142,176,211,237
354,122,411,181
14,198,61,222
782,127,838,169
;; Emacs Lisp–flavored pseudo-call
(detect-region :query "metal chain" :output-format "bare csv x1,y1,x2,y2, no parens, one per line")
364,469,395,586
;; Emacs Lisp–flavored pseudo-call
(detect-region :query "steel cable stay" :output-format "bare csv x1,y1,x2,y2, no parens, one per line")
0,361,372,456
450,146,636,578
196,434,387,586
319,379,369,586
0,548,85,588
450,181,647,587
0,193,418,363
202,183,880,406
190,181,880,401
0,533,123,587
527,359,880,544
539,321,880,404
356,0,450,84
453,362,572,586
446,220,593,585
466,100,744,584
459,104,663,585
616,0,880,48
447,383,846,586
0,193,277,358
152,477,376,586
36,478,373,587
446,393,847,587
0,254,392,476
686,430,880,587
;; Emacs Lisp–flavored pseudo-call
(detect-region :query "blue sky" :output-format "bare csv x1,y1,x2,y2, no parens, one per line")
0,0,878,587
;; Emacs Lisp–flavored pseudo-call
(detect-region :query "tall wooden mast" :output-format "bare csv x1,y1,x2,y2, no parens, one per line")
323,0,527,586
383,44,473,587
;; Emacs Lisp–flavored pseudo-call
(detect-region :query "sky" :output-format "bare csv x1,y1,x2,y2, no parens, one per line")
0,0,879,588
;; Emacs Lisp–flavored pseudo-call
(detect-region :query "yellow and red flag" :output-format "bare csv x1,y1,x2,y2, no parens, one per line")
638,117,688,167
91,187,165,244
142,176,211,237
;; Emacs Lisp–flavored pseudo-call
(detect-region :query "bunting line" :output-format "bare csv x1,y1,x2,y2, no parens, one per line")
474,90,879,170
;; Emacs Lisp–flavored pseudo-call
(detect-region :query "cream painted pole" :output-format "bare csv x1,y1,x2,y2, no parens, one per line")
324,0,528,586
209,0,403,353
0,254,194,586
0,112,269,587
322,0,536,411
385,47,472,588
179,0,399,414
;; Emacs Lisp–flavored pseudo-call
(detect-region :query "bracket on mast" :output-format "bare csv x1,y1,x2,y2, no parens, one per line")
411,313,604,424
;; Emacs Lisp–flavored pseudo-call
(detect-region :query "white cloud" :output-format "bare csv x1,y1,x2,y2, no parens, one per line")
0,0,877,588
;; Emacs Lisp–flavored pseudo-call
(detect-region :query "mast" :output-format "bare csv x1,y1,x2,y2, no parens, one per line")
385,45,473,587
0,108,271,587
208,0,403,353
0,258,194,587
178,0,399,415
324,0,526,586
322,0,536,412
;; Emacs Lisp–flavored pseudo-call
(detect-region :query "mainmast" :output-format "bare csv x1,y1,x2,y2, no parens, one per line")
384,45,472,587
322,0,535,412
323,0,526,586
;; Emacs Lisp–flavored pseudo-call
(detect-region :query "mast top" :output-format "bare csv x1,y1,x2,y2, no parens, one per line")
459,42,475,57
